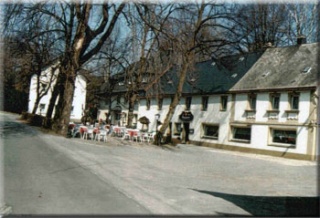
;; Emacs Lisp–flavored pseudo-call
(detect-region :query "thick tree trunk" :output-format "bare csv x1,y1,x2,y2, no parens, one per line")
52,68,76,135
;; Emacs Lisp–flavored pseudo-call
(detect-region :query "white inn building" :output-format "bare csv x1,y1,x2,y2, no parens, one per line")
97,42,319,161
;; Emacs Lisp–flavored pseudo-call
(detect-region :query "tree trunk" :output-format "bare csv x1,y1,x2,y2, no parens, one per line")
46,82,60,120
127,93,137,128
31,97,40,114
155,54,191,145
52,68,76,135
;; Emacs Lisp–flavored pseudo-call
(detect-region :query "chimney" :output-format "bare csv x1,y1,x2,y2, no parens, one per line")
297,35,307,45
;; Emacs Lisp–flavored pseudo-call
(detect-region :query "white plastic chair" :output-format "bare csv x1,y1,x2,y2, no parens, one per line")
95,129,107,142
132,131,142,142
83,127,94,140
122,130,131,140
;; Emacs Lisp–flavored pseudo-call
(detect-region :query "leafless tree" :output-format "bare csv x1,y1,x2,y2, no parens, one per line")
285,3,319,44
235,3,289,52
4,1,126,134
135,1,243,144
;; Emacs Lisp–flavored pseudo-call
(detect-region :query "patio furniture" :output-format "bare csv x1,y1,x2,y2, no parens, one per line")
95,128,107,142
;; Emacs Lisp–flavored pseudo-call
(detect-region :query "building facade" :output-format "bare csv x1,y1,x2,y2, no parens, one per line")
28,64,87,121
97,42,319,160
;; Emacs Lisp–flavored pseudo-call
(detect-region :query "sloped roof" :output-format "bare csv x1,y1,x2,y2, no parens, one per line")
154,52,262,95
230,43,319,92
99,52,262,97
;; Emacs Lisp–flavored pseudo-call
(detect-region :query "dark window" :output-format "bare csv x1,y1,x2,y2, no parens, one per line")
272,129,296,145
203,124,219,139
146,99,151,110
271,94,280,110
248,94,256,110
232,127,251,141
220,96,228,111
290,94,299,110
202,96,208,111
186,97,192,110
40,103,46,110
158,98,163,110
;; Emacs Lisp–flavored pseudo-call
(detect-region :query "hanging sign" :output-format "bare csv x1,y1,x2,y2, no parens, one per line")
179,111,194,122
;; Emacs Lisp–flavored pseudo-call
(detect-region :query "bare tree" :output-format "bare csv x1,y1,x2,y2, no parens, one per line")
136,1,243,144
285,3,319,44
235,3,289,52
4,2,126,134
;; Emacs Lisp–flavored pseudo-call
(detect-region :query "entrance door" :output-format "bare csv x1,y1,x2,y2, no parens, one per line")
183,122,190,143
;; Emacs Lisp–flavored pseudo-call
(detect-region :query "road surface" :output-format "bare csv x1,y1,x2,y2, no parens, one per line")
1,112,319,216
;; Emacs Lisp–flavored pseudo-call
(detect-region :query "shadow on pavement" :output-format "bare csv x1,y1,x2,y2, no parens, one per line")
192,189,320,217
0,120,38,138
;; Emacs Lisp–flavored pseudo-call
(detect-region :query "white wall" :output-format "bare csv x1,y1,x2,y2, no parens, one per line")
231,91,313,155
28,65,86,121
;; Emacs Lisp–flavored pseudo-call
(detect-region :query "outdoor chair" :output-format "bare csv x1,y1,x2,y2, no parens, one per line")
83,127,94,140
95,129,107,142
132,131,142,142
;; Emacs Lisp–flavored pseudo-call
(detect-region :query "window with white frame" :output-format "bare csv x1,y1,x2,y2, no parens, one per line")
202,96,208,111
289,93,299,110
231,126,251,142
202,124,219,139
271,129,296,145
248,94,257,110
220,96,228,111
270,94,280,110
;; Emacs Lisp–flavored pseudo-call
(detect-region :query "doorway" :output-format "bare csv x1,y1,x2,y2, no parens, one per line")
183,122,190,143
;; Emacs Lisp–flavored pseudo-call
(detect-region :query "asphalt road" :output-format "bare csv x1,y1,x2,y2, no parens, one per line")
2,112,149,215
1,112,319,216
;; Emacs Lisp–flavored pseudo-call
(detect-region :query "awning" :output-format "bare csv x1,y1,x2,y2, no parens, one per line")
139,116,150,124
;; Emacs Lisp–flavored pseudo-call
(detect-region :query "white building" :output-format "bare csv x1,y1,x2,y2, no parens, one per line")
28,63,87,121
97,42,319,160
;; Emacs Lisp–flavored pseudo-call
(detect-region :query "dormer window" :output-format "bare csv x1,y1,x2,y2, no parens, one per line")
262,71,270,78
